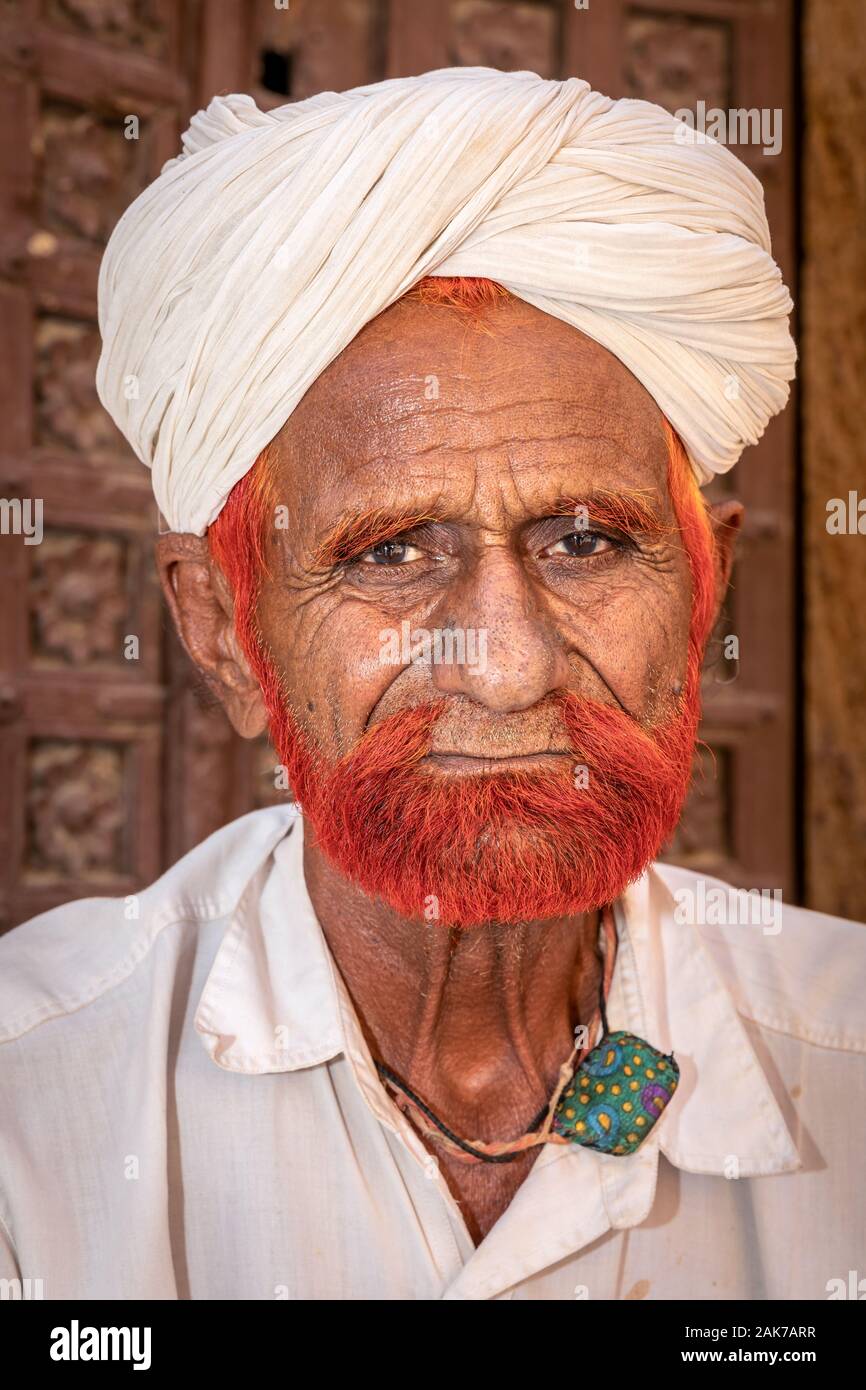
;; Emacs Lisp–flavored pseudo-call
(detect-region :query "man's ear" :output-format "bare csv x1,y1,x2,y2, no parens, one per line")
707,499,744,622
155,532,268,739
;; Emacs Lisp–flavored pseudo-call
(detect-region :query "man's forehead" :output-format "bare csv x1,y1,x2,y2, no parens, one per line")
272,295,669,519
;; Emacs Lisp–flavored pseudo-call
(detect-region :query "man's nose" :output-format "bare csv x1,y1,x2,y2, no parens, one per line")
428,548,571,713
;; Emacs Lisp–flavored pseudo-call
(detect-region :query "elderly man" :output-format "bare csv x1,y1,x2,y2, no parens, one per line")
0,68,863,1302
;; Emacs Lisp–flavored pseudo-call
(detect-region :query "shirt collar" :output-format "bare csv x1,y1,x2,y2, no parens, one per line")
194,813,801,1176
194,815,344,1074
613,866,800,1179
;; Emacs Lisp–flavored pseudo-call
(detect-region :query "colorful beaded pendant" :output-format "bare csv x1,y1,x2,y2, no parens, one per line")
552,1029,679,1155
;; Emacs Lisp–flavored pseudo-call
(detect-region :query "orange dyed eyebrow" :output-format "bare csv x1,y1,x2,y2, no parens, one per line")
313,506,442,568
313,488,672,569
549,488,674,543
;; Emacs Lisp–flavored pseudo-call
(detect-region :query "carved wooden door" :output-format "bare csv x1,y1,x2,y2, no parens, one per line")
0,0,796,932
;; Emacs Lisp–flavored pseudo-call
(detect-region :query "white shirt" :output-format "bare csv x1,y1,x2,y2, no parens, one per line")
1,805,864,1301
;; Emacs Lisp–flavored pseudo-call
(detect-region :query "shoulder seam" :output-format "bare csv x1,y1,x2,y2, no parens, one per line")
0,898,231,1046
737,1002,866,1054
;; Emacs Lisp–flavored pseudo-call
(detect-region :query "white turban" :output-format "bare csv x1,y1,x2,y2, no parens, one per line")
96,67,796,536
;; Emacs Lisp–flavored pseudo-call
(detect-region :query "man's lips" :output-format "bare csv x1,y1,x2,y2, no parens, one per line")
421,750,574,775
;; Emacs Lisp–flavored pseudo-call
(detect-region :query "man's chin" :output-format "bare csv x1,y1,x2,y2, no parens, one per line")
301,770,679,928
312,824,659,928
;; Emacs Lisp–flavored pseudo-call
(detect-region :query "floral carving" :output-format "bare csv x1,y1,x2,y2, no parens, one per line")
44,0,168,59
624,14,731,114
25,740,126,880
29,530,128,665
36,316,124,453
39,100,150,244
450,0,556,78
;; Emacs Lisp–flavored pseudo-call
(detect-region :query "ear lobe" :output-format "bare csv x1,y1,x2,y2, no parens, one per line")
155,532,268,739
707,498,744,607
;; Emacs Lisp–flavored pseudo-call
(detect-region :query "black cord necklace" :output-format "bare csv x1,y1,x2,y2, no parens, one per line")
375,1060,553,1164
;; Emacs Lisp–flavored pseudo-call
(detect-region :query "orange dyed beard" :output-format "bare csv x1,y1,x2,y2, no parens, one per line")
262,680,701,926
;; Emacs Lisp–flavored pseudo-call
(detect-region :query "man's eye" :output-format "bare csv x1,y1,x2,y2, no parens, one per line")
358,539,423,565
544,530,617,559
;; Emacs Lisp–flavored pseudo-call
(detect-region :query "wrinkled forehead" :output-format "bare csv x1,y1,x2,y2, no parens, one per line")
269,295,671,527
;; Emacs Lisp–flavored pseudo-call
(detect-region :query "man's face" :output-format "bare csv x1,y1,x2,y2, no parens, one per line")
232,294,705,926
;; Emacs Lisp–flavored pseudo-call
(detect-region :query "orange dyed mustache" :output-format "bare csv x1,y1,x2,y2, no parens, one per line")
273,687,700,928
